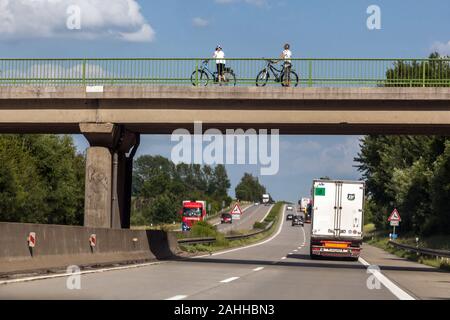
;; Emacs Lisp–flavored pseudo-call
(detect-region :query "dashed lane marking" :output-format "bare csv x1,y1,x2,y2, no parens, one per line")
166,295,187,300
220,277,240,283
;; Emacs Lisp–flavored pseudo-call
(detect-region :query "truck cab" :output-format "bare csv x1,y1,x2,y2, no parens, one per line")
181,200,206,231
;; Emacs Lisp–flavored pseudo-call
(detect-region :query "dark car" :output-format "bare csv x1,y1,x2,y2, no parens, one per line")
221,213,232,224
292,215,304,227
286,212,294,221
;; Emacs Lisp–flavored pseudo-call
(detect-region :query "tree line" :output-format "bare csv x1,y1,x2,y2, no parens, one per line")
0,134,85,225
0,134,270,227
131,155,232,225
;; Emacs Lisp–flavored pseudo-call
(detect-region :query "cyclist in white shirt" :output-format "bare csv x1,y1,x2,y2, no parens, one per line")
213,45,226,83
280,43,292,86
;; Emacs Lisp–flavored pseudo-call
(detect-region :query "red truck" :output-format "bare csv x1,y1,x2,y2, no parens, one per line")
180,200,206,231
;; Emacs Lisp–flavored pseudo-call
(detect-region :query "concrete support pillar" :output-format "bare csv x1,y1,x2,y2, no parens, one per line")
84,147,113,228
80,123,139,229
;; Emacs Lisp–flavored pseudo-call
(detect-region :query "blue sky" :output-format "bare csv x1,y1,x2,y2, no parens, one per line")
2,0,449,202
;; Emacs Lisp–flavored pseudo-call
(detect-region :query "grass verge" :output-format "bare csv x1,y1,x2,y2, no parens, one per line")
179,202,284,254
365,229,450,272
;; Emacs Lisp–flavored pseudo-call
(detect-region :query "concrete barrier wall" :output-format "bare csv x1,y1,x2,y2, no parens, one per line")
0,222,179,275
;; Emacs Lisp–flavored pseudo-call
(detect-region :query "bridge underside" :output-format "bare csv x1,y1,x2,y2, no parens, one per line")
1,86,449,228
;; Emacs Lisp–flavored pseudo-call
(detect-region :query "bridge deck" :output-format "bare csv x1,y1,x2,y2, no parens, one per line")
0,86,449,134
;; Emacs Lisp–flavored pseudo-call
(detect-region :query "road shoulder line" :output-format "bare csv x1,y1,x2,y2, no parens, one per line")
358,257,416,300
194,204,286,258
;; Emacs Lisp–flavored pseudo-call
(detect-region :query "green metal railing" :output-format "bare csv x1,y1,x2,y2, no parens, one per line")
0,58,449,87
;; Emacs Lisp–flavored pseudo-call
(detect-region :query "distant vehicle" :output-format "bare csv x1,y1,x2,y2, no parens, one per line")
292,215,304,227
262,194,270,206
221,213,232,224
310,180,364,260
286,205,293,211
304,203,312,224
180,200,206,231
254,202,260,206
286,210,294,221
300,197,311,212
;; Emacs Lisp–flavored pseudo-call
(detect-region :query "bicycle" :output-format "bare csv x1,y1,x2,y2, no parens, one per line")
191,60,237,86
256,59,299,87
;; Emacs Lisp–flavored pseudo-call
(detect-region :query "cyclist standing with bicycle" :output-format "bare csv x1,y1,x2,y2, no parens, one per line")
213,45,226,83
280,43,292,87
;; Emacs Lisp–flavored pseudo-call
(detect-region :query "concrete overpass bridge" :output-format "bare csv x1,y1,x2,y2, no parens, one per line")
0,57,449,230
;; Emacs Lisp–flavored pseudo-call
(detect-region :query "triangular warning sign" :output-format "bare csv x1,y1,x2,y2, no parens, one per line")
388,209,401,222
230,203,243,215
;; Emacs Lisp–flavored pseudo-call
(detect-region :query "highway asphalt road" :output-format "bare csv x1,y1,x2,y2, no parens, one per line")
1,205,449,300
215,204,272,233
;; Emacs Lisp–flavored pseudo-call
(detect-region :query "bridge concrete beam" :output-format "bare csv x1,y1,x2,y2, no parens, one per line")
1,86,449,134
80,123,139,229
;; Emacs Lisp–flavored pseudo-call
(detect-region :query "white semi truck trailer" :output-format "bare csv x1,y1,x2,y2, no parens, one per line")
310,179,365,260
262,194,270,206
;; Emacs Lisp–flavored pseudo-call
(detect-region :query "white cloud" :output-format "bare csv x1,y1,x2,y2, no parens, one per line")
0,0,155,42
192,17,209,28
431,41,450,56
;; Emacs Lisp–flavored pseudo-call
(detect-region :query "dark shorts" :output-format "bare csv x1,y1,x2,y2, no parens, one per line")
217,63,225,75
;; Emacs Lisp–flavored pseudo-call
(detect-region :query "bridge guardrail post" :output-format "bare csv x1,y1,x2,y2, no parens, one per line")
308,60,313,87
82,59,86,86
422,60,427,87
195,59,199,87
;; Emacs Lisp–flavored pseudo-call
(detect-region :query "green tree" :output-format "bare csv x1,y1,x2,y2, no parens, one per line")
131,156,232,225
235,173,266,202
0,134,85,225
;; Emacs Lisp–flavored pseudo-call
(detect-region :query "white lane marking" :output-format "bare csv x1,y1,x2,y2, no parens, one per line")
253,267,264,272
259,204,275,222
300,226,306,246
220,277,239,283
293,249,298,252
288,253,293,255
358,257,415,300
0,261,166,286
281,257,287,260
194,204,286,258
166,295,187,300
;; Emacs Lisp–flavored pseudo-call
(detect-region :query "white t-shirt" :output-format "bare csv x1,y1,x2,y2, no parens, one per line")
282,49,292,63
213,50,226,64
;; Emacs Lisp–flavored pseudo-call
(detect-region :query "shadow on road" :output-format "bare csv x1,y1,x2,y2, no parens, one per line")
172,254,443,273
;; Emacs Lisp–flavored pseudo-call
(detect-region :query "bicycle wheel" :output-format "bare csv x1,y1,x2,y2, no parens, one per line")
223,71,236,86
191,70,209,86
281,70,299,87
256,70,269,86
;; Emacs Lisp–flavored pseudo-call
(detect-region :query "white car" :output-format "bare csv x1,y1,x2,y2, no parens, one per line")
287,205,293,211
254,202,260,206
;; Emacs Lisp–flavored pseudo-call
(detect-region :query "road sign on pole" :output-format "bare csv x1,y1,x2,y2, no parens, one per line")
388,208,401,222
388,208,401,237
230,203,243,220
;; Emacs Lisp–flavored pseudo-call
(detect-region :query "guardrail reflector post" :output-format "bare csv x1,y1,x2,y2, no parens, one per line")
89,234,96,248
28,232,36,248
